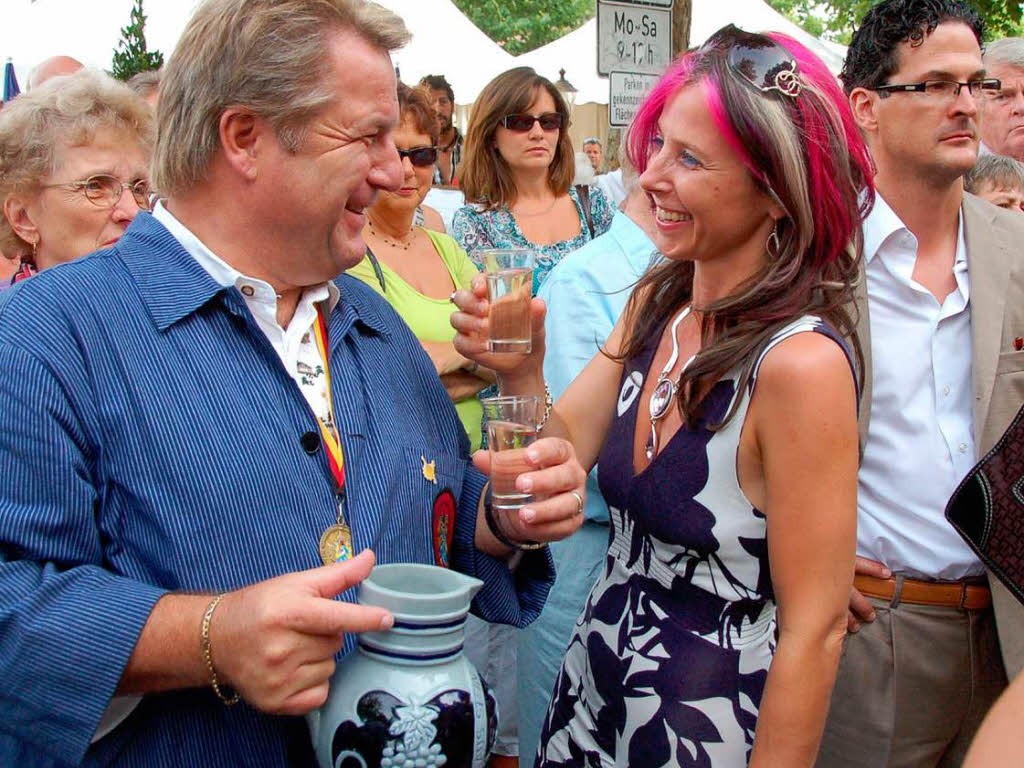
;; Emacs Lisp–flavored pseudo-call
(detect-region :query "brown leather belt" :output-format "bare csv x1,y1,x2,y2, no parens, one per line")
854,574,991,611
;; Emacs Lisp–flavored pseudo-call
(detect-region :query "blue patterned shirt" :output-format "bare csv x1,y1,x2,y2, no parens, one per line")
0,213,553,767
451,185,615,294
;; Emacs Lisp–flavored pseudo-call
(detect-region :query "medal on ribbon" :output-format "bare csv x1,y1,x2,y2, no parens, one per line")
312,305,354,565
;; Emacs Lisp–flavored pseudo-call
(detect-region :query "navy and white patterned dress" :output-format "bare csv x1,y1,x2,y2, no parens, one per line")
536,315,852,768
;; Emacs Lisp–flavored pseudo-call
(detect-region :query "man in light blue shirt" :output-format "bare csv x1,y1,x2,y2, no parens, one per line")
518,177,659,760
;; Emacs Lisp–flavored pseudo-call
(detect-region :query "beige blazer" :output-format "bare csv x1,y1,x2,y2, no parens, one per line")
855,192,1024,678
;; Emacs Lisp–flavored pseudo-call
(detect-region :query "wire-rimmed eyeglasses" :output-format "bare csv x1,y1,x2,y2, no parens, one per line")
39,174,152,210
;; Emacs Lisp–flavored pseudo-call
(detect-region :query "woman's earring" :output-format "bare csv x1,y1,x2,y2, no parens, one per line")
29,238,38,266
766,223,781,260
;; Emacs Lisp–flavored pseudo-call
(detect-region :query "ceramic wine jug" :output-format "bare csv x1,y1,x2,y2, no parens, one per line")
307,563,497,768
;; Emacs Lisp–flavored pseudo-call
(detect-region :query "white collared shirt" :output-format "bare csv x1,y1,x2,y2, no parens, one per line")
153,202,339,424
858,193,983,580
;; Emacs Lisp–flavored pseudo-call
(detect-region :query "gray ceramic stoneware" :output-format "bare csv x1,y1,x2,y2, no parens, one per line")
307,563,497,768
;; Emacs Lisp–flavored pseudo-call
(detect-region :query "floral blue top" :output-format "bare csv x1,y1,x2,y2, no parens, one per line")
451,185,615,294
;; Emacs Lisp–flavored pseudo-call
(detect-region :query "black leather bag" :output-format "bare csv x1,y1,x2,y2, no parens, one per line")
945,400,1024,607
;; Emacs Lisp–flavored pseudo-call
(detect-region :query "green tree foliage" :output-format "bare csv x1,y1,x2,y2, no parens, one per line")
111,0,164,81
451,0,595,55
767,0,1023,44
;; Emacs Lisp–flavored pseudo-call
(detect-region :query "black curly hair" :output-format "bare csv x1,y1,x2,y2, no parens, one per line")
841,0,984,95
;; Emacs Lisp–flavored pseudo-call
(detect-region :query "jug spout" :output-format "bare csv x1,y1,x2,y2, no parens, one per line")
359,563,484,617
453,570,484,602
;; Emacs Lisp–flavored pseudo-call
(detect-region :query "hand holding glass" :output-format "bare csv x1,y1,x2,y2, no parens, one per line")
483,395,543,513
478,248,534,353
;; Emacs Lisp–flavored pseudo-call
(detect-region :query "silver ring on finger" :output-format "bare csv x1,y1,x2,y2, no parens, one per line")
448,290,458,304
571,491,584,516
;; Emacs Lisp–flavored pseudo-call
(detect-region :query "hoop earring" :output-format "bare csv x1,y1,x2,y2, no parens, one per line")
766,223,781,260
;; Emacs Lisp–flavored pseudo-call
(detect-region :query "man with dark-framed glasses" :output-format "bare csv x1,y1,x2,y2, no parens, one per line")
816,1,1024,765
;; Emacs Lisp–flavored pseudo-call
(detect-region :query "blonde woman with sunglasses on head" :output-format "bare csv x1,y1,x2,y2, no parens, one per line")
452,67,614,293
0,69,153,288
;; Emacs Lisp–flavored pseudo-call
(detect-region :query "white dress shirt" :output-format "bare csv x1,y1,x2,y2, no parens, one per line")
858,193,983,580
153,202,339,424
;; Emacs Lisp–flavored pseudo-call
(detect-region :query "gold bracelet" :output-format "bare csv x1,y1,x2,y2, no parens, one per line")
201,594,240,706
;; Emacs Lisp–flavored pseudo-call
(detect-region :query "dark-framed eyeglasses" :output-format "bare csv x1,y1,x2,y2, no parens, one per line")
702,24,802,98
397,146,439,168
499,112,564,133
39,173,152,210
871,79,1001,100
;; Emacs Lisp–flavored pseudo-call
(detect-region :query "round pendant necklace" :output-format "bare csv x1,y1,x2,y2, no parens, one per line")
367,218,415,250
646,305,695,461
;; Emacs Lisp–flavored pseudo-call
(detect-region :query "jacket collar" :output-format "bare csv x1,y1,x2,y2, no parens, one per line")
117,212,390,338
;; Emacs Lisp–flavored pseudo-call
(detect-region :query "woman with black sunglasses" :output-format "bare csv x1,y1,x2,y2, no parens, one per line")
452,67,614,294
453,27,875,767
348,83,492,452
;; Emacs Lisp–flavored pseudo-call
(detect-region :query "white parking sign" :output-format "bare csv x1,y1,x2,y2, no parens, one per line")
609,71,660,128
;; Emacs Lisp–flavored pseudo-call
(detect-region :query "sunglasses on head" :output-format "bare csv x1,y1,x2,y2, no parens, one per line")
500,112,564,132
397,145,439,167
702,24,802,98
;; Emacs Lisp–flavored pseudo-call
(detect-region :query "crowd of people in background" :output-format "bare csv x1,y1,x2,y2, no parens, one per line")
2,0,1024,766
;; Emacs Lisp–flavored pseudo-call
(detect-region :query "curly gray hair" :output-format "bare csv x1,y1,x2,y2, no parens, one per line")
0,69,153,257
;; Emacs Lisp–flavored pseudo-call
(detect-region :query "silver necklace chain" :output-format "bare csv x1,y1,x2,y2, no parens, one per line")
646,305,696,461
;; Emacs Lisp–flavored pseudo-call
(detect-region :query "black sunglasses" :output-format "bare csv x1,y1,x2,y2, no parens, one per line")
500,112,564,132
703,24,802,98
397,145,438,167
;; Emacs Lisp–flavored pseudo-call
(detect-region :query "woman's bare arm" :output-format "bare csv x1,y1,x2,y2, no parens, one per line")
963,669,1024,767
746,332,859,768
440,370,490,401
419,339,471,377
451,275,627,475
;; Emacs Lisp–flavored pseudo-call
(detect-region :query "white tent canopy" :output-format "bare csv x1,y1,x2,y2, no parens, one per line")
1,0,199,87
1,0,845,104
0,0,515,100
379,0,517,100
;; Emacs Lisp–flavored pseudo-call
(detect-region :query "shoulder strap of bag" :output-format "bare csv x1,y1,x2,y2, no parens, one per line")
364,245,386,293
575,184,595,238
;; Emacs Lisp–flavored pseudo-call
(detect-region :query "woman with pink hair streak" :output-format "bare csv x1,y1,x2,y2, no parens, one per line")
452,26,875,766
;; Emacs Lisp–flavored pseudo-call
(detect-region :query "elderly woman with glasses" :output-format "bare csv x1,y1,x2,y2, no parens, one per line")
452,67,614,293
0,69,153,287
453,27,875,766
347,83,492,451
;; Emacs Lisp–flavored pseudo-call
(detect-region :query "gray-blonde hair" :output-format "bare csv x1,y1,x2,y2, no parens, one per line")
965,153,1024,194
0,69,153,257
152,0,409,196
127,69,162,100
985,37,1024,69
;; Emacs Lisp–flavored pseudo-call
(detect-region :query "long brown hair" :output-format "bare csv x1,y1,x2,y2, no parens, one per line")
617,32,874,428
460,67,574,211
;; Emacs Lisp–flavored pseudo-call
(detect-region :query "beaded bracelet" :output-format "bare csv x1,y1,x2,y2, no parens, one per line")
201,594,241,706
538,382,554,431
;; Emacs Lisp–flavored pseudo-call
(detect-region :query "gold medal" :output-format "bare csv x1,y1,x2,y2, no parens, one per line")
319,523,354,565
